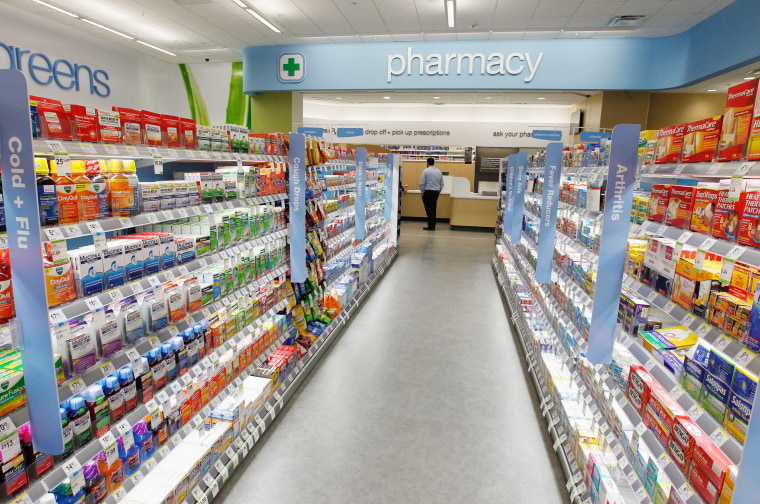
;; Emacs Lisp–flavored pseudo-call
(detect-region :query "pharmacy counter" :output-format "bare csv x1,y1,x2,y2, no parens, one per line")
450,193,498,228
401,191,452,220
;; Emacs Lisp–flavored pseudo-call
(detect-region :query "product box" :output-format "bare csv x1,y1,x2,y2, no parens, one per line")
668,416,706,473
120,239,144,281
645,387,689,443
63,104,98,142
44,261,77,307
174,237,196,265
197,125,212,151
180,118,196,149
724,365,757,443
641,325,698,352
746,83,760,161
114,107,143,145
70,247,104,297
649,185,672,223
655,124,686,164
627,366,662,415
702,349,736,422
689,184,720,235
665,185,696,229
141,110,163,146
738,183,760,248
98,109,122,143
718,79,759,162
102,241,126,289
682,116,723,163
681,342,711,400
691,435,732,491
712,182,740,241
688,462,721,504
162,115,181,147
139,183,161,213
30,96,72,140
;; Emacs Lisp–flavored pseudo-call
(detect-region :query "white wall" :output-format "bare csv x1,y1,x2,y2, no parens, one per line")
0,2,187,115
302,99,571,147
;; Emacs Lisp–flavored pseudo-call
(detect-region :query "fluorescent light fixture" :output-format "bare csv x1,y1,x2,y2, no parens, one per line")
246,8,281,33
137,40,176,57
232,0,247,7
446,0,455,28
30,0,78,18
433,96,441,99
745,77,755,80
707,89,717,92
81,19,134,40
335,97,343,100
383,96,391,99
537,97,546,100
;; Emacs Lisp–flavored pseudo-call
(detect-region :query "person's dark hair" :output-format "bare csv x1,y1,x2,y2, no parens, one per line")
427,157,435,166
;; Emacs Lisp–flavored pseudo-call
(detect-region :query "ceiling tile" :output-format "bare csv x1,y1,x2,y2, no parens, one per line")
392,32,424,41
360,34,394,42
494,0,540,17
456,32,491,40
574,1,624,16
630,26,687,37
491,16,533,29
423,32,458,41
643,13,692,26
564,15,614,28
522,30,560,38
528,16,568,28
290,0,356,35
616,1,667,16
659,0,714,14
489,31,525,39
557,30,594,38
701,0,738,14
533,1,581,17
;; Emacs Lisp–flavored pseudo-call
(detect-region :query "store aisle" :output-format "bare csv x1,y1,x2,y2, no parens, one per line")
217,222,567,503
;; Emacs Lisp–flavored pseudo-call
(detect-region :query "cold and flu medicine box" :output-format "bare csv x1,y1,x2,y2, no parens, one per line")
30,95,72,139
114,107,142,144
682,116,723,163
665,185,696,229
69,246,104,297
63,104,98,142
655,124,686,164
718,79,760,162
723,365,756,443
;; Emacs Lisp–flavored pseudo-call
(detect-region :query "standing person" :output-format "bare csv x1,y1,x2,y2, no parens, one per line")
420,157,443,231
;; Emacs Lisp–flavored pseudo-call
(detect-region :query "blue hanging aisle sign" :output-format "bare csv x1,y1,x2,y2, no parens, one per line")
384,154,394,223
580,131,612,143
587,124,640,364
536,142,563,284
356,147,367,240
503,156,515,239
337,128,364,138
510,152,528,244
289,133,307,283
0,70,63,454
297,127,324,137
532,130,563,141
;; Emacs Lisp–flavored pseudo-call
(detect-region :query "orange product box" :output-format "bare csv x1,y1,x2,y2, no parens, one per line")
648,184,672,223
682,116,723,163
44,261,77,307
98,109,122,143
746,83,760,160
655,124,686,163
727,261,760,302
738,183,760,248
626,366,662,415
690,183,720,235
162,115,181,147
718,79,759,162
114,107,143,145
665,185,696,229
141,110,163,146
63,104,98,142
689,462,721,504
691,435,732,490
672,258,699,310
180,118,196,149
712,182,740,241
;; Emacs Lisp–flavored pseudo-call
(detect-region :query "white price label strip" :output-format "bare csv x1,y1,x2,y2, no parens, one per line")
720,258,736,285
710,428,729,447
713,337,731,351
735,348,755,367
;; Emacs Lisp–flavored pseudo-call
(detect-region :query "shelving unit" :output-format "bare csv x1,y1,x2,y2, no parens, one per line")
382,145,469,162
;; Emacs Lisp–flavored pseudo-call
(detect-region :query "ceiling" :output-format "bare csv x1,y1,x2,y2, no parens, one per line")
304,90,592,105
2,0,738,63
671,60,760,94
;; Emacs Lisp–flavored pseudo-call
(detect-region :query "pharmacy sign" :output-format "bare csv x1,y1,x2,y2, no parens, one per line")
278,53,304,83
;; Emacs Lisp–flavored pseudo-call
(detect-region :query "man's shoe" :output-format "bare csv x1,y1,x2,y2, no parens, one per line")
423,227,435,231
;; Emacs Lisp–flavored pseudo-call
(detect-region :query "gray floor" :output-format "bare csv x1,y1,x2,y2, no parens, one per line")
217,221,568,503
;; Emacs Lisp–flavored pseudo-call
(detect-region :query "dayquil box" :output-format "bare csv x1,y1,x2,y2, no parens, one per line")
180,118,196,149
63,104,98,142
114,107,143,145
718,79,759,162
665,185,696,229
655,124,686,163
689,183,720,235
98,109,122,143
44,261,77,307
682,117,723,163
648,184,671,223
162,115,181,147
30,96,72,140
141,110,163,146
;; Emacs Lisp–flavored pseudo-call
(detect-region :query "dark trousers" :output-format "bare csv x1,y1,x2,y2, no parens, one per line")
422,190,440,229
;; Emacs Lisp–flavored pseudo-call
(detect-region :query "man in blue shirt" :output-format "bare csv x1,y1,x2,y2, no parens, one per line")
419,157,444,230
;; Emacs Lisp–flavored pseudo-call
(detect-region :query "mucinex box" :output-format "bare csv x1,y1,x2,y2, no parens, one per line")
102,241,126,289
70,246,104,297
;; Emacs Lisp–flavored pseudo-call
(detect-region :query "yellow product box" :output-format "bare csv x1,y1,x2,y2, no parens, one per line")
724,366,757,443
641,325,698,353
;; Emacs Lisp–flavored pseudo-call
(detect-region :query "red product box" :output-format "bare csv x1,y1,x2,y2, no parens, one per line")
643,403,671,444
718,79,759,162
655,124,686,164
688,462,721,504
648,387,688,430
665,185,696,229
712,183,741,241
63,104,98,142
689,184,720,235
162,115,181,147
669,416,710,463
31,96,72,140
682,116,723,163
98,109,122,143
626,366,662,415
648,184,672,223
691,435,732,490
180,117,196,149
739,184,760,247
114,107,143,145
141,110,163,146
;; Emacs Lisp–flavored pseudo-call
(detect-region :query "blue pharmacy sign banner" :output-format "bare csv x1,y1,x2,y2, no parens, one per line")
503,156,515,239
510,152,528,244
536,143,563,284
0,70,63,454
288,133,307,283
580,131,612,143
356,147,367,240
384,154,394,222
337,128,364,138
532,130,562,141
587,124,640,364
297,127,324,137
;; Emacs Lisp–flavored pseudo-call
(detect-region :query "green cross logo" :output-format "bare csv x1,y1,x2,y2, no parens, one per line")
278,53,304,83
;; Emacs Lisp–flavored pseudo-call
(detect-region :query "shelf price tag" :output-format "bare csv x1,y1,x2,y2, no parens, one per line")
68,378,86,396
119,217,133,228
710,428,729,447
99,432,119,466
214,460,228,481
99,361,116,377
63,457,86,494
688,404,703,421
677,483,694,501
713,337,731,351
720,258,737,285
681,313,698,328
696,323,712,338
734,348,755,367
662,302,676,314
154,157,163,174
192,486,207,504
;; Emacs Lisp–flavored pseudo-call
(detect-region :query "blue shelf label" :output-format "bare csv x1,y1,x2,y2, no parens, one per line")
532,130,562,141
356,147,367,240
337,128,364,138
511,152,528,244
289,133,306,283
580,131,611,143
536,142,562,284
297,127,324,137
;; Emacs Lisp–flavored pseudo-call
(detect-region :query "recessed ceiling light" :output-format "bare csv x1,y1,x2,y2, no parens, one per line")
537,97,546,100
335,97,343,100
30,0,78,18
707,89,717,92
232,0,247,7
383,96,391,99
81,19,134,40
433,96,440,99
446,0,455,28
137,40,176,57
485,96,492,100
245,8,281,33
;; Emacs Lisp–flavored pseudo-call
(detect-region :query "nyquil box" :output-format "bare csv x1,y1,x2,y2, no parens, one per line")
70,246,104,297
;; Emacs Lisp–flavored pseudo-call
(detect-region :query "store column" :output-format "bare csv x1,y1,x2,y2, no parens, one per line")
248,92,303,133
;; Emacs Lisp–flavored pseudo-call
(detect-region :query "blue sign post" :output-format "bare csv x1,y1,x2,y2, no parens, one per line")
587,124,640,364
536,142,563,284
0,70,63,453
356,147,367,240
510,152,528,244
288,133,306,283
384,154,394,223
503,156,515,240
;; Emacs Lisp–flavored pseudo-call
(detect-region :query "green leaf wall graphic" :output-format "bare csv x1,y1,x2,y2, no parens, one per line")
178,63,210,126
226,62,246,126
